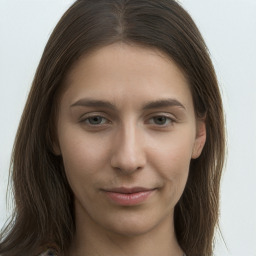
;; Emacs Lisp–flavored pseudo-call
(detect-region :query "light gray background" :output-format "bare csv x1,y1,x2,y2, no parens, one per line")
0,0,255,255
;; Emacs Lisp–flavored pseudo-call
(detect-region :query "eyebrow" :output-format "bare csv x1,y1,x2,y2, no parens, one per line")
70,98,186,111
142,99,186,111
70,99,116,110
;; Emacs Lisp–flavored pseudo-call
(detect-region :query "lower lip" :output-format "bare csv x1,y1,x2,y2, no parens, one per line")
104,190,154,206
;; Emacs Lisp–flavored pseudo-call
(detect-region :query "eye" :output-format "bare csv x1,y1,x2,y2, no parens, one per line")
147,115,175,126
82,116,109,126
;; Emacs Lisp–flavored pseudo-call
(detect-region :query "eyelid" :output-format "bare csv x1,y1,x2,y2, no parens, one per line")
145,113,177,126
78,112,177,128
146,112,176,120
79,112,112,125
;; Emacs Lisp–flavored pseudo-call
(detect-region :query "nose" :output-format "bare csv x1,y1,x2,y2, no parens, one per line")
110,124,146,174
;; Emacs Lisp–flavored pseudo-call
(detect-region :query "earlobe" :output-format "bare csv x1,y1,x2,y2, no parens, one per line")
192,119,206,159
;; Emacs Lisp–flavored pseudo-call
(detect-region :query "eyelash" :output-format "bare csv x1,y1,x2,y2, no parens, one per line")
80,114,176,128
146,115,175,127
81,115,110,126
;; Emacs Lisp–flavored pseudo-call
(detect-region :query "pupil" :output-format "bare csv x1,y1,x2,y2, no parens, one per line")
155,116,166,125
90,116,102,124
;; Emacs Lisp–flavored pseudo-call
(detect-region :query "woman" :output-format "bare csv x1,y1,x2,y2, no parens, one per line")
0,0,225,255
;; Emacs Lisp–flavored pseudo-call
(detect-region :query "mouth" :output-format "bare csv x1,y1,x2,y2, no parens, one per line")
101,187,157,206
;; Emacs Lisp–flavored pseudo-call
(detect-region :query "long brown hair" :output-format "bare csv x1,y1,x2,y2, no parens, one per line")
0,1,225,255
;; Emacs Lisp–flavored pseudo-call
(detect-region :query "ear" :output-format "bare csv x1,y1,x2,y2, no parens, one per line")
192,119,206,159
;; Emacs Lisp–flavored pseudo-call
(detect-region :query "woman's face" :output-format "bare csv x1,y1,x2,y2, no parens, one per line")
55,43,206,236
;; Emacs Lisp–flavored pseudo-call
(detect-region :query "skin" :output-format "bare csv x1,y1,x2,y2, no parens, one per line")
55,43,206,256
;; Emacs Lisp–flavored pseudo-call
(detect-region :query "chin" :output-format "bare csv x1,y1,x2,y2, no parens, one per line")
101,209,169,238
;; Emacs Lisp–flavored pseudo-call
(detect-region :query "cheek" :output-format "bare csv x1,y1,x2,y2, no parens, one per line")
154,147,191,187
58,128,110,190
147,130,195,190
152,147,191,207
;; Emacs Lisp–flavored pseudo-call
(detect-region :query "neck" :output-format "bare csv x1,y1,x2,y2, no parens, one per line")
69,204,183,256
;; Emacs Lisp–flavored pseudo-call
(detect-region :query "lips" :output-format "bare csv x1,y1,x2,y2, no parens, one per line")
102,187,156,206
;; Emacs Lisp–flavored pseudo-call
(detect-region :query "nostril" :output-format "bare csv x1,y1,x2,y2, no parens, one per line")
112,165,143,175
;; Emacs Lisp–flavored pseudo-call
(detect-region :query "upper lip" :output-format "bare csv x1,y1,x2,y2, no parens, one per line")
102,187,155,194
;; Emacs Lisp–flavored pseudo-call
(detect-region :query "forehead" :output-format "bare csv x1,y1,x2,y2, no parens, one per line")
60,43,193,111
66,43,186,85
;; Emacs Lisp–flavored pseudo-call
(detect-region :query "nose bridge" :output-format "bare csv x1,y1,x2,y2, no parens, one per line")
111,119,145,173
